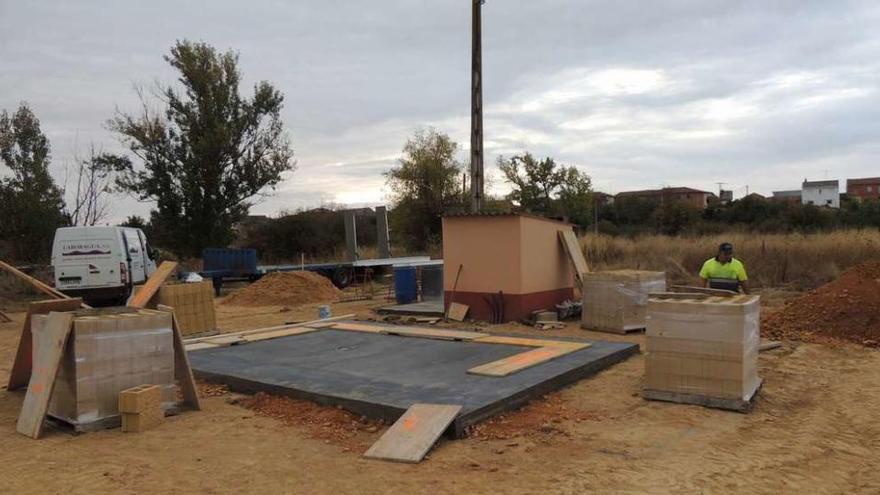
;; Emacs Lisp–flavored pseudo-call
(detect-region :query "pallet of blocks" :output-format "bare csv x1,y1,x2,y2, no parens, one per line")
643,293,762,412
119,384,164,432
152,282,216,336
40,308,177,431
581,270,666,334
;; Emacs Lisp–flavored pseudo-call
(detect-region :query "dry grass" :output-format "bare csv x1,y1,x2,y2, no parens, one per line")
580,229,880,289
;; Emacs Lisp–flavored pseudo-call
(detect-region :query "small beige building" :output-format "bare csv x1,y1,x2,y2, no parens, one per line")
442,212,575,322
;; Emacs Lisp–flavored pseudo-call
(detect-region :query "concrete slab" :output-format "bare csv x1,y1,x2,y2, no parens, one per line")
189,329,638,437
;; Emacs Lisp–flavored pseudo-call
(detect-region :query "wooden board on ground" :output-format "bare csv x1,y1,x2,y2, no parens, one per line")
157,305,201,411
363,404,462,463
759,340,783,352
331,322,484,341
446,302,469,322
16,311,74,439
181,314,355,346
474,335,587,351
128,261,178,308
7,298,83,391
642,379,763,413
558,230,590,288
0,310,11,323
467,343,591,377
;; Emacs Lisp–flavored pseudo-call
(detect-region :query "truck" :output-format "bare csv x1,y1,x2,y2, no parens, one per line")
51,226,158,304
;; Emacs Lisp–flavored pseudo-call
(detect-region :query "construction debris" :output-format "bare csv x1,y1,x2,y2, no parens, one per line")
558,229,590,288
447,302,469,322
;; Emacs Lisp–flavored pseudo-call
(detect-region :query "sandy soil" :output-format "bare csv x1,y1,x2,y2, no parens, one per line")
0,295,879,494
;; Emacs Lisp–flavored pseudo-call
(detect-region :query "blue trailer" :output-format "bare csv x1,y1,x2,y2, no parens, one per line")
196,248,432,295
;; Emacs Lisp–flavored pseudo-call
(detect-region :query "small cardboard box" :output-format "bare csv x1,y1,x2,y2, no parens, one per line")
581,270,666,333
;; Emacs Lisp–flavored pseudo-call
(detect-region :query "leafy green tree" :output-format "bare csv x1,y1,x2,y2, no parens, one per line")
651,200,702,235
104,40,295,257
0,103,68,262
498,152,593,227
385,129,464,250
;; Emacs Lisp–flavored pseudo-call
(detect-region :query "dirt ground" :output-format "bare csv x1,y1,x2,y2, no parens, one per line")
0,290,879,494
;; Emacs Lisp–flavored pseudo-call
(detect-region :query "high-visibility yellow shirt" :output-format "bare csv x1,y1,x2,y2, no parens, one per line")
699,257,748,281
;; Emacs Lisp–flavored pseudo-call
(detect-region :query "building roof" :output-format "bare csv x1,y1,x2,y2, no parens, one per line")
802,180,838,188
772,190,801,197
442,209,573,225
615,187,714,197
847,177,880,186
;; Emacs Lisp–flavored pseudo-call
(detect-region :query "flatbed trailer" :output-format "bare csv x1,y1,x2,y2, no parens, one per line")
194,248,431,294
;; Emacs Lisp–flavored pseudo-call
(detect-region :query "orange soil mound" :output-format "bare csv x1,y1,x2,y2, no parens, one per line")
222,271,342,307
763,260,880,347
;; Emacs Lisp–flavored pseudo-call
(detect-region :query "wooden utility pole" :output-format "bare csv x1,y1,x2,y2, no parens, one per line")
470,0,485,212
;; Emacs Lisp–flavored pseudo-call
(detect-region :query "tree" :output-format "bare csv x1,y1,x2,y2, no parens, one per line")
385,129,463,250
67,145,114,226
497,152,593,227
0,103,68,262
104,40,295,256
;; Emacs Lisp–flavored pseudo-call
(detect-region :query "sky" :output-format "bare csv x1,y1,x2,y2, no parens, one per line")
1,0,879,223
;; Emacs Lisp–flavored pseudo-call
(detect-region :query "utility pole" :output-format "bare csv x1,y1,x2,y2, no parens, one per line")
470,0,485,212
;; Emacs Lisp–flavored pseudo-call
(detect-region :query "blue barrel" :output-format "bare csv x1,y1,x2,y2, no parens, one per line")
394,266,418,304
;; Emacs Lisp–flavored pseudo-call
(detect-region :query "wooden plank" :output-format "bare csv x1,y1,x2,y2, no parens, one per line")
127,261,178,308
0,260,90,307
447,302,469,322
467,343,590,377
7,299,83,391
157,305,201,411
759,340,783,352
363,404,462,463
16,311,74,439
0,310,11,323
669,285,738,296
474,335,586,350
182,314,356,345
331,322,484,341
185,342,222,351
558,230,590,287
239,326,320,343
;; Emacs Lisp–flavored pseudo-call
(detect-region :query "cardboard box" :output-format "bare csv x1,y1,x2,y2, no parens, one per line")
581,270,666,333
37,309,176,427
644,294,761,401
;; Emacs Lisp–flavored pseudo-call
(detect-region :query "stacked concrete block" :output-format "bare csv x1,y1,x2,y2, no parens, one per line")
154,282,216,336
644,294,761,404
119,384,164,432
581,270,666,334
40,309,175,428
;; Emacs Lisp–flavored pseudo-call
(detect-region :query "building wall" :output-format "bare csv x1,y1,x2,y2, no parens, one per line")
442,216,522,294
802,186,840,208
518,216,575,294
848,182,880,201
442,215,574,322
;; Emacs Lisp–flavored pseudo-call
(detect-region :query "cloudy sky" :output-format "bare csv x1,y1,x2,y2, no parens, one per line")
2,0,878,223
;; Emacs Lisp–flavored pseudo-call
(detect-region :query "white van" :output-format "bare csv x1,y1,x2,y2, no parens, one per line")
51,226,158,304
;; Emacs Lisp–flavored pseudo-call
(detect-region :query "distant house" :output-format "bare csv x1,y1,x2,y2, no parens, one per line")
801,180,839,208
771,190,801,203
615,187,716,209
846,177,880,202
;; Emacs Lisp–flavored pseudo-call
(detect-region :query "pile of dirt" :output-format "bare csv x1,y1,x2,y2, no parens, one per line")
763,260,880,347
237,392,384,451
466,392,597,440
222,271,343,307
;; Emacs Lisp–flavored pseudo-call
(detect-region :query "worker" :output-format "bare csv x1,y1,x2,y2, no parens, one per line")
699,242,749,294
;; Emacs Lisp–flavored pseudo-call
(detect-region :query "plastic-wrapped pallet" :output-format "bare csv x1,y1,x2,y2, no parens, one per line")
581,270,666,334
34,309,176,430
643,294,762,410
